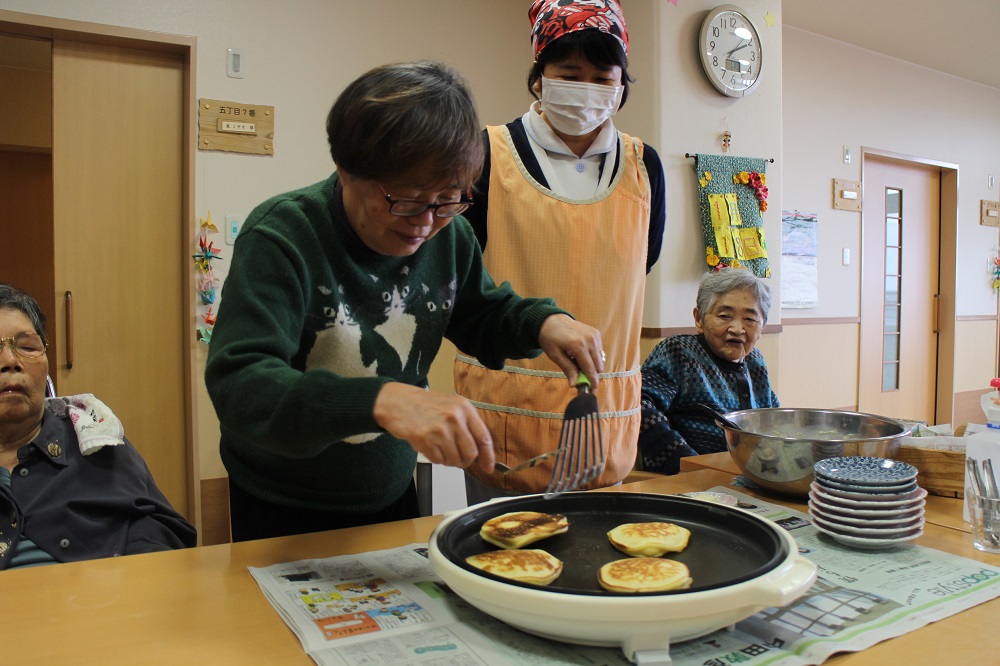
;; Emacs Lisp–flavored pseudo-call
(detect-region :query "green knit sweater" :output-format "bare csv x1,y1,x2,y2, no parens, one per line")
205,173,564,513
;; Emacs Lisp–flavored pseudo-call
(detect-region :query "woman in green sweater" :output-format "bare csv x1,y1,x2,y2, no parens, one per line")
206,61,604,542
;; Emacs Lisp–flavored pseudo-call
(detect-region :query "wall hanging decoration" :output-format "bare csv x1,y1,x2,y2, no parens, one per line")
993,251,1000,291
781,210,819,308
721,117,731,153
198,274,220,305
193,218,224,345
200,209,219,233
193,235,222,271
688,153,772,278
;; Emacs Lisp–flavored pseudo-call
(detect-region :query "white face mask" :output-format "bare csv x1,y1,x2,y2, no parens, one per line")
539,76,624,136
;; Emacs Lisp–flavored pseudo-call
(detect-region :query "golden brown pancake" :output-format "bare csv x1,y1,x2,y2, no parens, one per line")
479,511,569,549
598,557,693,593
465,549,564,586
607,522,691,557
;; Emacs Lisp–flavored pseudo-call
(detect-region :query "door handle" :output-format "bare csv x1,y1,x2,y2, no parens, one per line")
932,293,941,334
64,290,74,370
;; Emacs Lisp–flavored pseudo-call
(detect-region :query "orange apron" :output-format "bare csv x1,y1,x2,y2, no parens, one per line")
455,124,650,492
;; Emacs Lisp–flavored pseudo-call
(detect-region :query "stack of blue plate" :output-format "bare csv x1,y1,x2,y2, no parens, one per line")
807,456,925,550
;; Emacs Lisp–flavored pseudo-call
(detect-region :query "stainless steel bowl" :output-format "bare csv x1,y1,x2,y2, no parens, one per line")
719,408,911,497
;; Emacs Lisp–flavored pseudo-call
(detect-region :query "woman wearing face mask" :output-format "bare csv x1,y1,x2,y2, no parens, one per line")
456,0,665,502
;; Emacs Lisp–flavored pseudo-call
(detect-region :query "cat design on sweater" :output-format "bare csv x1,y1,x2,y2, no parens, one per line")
306,303,378,378
374,284,417,367
306,302,380,444
422,278,456,315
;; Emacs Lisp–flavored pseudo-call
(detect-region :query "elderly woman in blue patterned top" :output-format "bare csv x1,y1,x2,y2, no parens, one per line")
638,269,779,475
0,283,195,569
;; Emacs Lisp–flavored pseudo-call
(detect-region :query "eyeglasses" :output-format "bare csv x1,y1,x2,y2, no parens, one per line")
0,332,48,359
376,182,473,218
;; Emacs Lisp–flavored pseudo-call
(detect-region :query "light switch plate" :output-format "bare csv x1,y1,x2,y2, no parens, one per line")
833,178,862,212
227,48,244,79
981,200,1000,227
225,215,243,245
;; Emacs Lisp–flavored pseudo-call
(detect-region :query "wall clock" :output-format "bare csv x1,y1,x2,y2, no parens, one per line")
698,4,763,98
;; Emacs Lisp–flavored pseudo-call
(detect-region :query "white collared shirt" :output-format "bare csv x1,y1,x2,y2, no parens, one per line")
522,101,618,200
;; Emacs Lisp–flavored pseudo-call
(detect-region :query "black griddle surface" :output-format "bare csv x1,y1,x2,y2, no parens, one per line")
436,492,788,596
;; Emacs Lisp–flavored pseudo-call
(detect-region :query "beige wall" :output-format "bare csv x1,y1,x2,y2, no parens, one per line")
782,26,1000,319
640,0,784,328
781,25,1000,411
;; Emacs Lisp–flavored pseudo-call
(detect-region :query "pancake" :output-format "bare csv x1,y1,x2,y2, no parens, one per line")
598,557,693,593
479,511,569,549
465,549,564,586
607,521,691,557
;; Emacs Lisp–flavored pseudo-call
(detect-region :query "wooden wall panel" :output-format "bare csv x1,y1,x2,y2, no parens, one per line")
199,477,231,546
0,150,56,377
0,46,51,149
953,319,998,393
775,322,860,409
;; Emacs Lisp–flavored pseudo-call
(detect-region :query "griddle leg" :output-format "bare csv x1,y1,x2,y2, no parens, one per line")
631,649,672,665
625,633,672,666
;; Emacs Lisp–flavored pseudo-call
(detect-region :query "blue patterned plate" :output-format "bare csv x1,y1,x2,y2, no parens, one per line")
809,485,927,510
808,500,924,526
812,481,921,502
813,456,918,485
816,477,918,496
810,513,923,538
814,523,923,550
808,497,925,519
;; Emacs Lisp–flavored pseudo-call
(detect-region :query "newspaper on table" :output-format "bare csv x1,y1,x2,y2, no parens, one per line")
249,488,1000,666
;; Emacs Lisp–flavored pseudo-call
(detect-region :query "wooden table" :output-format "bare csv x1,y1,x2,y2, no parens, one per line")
680,452,972,532
1,469,996,664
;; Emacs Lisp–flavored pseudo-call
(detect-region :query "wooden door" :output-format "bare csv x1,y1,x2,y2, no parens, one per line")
51,40,189,514
859,157,940,423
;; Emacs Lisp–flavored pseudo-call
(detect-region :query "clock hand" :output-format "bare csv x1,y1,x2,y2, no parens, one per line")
726,39,750,57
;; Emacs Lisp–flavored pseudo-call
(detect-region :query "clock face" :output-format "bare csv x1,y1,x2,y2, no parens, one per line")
699,5,763,97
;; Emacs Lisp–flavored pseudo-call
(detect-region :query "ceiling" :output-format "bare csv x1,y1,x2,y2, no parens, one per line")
783,0,1000,90
2,3,998,89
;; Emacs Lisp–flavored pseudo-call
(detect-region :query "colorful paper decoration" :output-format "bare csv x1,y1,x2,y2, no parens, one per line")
193,216,224,343
694,153,771,278
200,210,219,233
193,236,223,271
198,275,220,305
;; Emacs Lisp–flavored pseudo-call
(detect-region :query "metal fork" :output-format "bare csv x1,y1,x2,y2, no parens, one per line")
493,449,562,475
543,374,605,498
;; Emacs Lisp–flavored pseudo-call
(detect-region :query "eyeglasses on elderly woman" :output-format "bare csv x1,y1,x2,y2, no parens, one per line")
376,181,473,218
0,332,47,359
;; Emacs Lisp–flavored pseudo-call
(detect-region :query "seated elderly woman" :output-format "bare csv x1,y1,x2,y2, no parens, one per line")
0,283,195,569
638,268,778,474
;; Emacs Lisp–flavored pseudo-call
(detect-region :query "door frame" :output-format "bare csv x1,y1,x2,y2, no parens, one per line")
0,10,201,530
860,147,959,426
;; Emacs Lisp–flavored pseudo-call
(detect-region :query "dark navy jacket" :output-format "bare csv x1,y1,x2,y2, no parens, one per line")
0,406,196,569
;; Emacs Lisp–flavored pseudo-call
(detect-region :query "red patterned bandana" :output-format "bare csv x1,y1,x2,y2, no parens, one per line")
529,0,629,60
